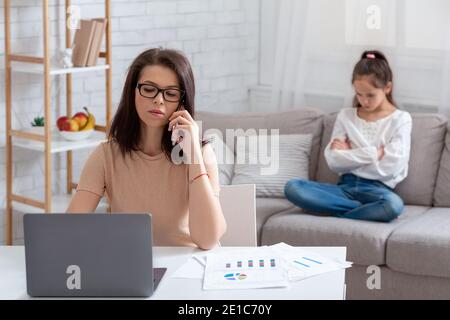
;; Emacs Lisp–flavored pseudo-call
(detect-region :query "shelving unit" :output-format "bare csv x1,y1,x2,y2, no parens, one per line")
10,60,110,75
3,0,112,245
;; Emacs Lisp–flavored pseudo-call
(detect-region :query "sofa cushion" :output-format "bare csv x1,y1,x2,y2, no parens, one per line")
204,133,235,185
196,109,324,180
255,198,295,244
434,123,450,207
232,134,312,197
346,264,450,299
386,208,450,278
315,113,339,184
260,205,428,266
316,112,448,206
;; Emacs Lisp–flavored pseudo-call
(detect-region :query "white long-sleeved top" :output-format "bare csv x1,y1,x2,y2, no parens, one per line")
324,108,413,189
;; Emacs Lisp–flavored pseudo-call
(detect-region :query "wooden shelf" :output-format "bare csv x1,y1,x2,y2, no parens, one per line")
11,61,110,75
12,127,107,153
4,0,113,245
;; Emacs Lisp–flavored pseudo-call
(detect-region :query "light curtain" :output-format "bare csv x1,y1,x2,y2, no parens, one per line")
269,0,450,117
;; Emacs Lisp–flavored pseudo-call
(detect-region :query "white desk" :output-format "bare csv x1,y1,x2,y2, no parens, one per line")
0,246,347,300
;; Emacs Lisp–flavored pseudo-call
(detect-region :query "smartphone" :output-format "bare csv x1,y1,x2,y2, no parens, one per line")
171,104,185,146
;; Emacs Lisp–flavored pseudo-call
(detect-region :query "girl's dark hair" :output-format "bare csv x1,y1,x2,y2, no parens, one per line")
109,48,204,162
351,50,396,108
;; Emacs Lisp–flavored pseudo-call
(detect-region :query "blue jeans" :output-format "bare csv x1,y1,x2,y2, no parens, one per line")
284,174,404,222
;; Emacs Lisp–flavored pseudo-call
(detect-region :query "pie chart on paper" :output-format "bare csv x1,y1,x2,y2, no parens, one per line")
224,273,247,281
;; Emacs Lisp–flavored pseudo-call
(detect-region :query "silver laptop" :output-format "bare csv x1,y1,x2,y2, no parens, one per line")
23,213,166,297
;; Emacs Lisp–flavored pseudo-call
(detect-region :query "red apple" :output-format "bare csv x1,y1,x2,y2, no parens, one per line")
61,119,79,131
56,116,69,130
72,112,88,129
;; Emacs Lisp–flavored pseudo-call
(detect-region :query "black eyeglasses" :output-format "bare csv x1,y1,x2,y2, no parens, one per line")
136,83,185,103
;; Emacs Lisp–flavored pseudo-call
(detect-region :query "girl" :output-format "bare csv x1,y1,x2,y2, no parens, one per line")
67,48,226,249
284,50,412,222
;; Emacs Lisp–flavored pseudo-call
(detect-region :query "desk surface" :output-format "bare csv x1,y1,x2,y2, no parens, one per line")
0,246,347,300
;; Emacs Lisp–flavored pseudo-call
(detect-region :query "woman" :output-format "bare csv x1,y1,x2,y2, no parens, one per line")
67,48,226,249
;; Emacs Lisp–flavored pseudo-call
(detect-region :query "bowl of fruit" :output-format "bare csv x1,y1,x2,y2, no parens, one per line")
57,107,96,141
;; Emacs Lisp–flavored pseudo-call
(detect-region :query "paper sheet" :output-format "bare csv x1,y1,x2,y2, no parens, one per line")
170,243,353,290
203,247,290,290
171,256,205,279
270,242,353,281
170,251,210,279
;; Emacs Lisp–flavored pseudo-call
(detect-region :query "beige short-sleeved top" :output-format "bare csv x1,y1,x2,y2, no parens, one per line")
76,141,220,247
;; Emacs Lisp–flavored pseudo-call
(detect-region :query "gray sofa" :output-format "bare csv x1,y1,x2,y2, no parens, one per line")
197,108,450,300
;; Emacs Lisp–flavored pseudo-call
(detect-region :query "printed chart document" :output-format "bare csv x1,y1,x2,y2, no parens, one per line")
171,243,353,290
269,243,352,281
203,248,290,290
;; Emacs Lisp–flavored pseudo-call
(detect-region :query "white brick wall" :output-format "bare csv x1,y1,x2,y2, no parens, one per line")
0,0,260,244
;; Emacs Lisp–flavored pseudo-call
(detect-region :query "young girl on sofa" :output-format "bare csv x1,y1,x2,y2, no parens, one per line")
66,48,226,249
284,50,412,222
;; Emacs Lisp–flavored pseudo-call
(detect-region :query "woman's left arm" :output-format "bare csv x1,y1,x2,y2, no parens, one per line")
169,110,227,250
188,145,227,250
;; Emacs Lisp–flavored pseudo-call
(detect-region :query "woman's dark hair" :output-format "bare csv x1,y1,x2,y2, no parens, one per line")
352,50,396,108
109,48,203,162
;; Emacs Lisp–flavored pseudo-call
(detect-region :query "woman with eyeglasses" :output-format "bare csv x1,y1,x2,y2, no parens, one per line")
67,48,226,250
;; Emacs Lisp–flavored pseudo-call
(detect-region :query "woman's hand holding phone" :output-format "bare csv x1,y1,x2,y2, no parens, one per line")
168,106,202,164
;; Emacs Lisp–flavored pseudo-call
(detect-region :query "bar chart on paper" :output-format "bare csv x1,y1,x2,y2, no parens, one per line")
225,258,277,270
203,250,290,290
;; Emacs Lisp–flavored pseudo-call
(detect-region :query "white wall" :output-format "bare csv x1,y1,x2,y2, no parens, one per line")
0,0,260,244
253,0,450,114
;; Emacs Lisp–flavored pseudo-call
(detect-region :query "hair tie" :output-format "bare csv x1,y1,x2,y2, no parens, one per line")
366,53,376,59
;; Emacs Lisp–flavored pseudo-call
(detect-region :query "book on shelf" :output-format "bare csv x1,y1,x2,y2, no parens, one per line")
86,18,107,67
72,19,97,67
72,18,107,67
